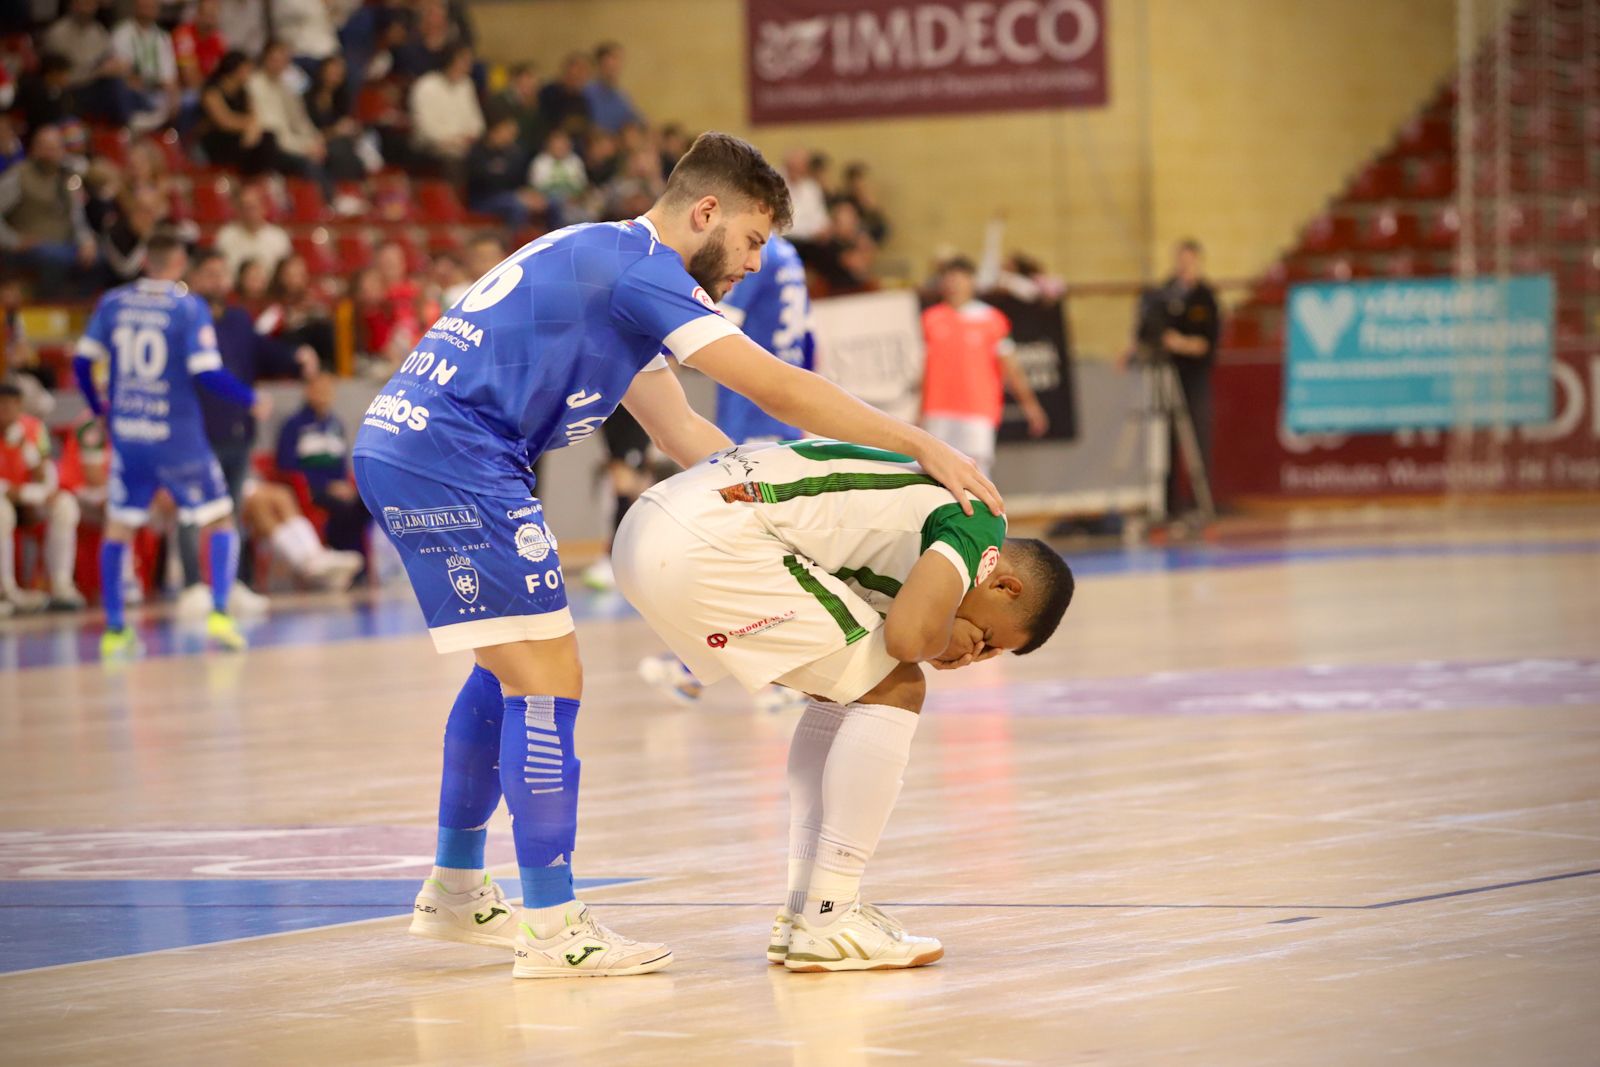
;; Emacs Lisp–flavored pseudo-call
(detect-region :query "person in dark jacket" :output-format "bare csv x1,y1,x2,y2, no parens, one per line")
274,372,368,556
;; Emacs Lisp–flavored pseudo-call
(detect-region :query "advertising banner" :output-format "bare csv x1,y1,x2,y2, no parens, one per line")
745,0,1108,124
1213,346,1600,501
810,289,925,422
986,294,1077,442
1285,276,1554,433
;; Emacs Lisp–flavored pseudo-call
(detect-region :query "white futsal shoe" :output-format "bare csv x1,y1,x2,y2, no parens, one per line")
638,653,703,704
767,909,794,964
512,906,673,978
784,902,943,973
408,875,518,948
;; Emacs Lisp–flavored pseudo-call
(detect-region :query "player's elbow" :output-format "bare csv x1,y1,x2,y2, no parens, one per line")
883,616,938,663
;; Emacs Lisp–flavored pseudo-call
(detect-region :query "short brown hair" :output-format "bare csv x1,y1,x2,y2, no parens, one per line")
661,132,793,232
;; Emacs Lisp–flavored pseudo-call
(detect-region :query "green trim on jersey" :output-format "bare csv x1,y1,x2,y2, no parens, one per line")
784,554,869,644
831,565,903,599
787,440,917,465
757,471,937,503
920,502,1007,589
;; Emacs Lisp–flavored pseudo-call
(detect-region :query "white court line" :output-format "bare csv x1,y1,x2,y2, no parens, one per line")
624,1030,692,1039
857,1048,917,1058
153,1008,223,1015
506,1024,578,1032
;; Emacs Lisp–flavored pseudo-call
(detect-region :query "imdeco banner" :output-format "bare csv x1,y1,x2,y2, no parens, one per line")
746,0,1108,124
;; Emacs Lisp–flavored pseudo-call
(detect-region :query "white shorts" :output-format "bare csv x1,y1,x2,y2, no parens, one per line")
922,414,997,476
612,498,898,705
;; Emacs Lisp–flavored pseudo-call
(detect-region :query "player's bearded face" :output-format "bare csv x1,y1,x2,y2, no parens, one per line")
686,223,741,301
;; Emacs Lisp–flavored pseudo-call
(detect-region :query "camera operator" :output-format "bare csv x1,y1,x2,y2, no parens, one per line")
1121,238,1220,519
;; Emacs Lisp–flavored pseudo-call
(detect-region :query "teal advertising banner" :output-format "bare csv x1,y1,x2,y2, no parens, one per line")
1285,276,1553,432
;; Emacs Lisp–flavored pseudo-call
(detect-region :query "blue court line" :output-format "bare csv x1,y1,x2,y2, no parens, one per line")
3,539,1596,670
0,877,639,974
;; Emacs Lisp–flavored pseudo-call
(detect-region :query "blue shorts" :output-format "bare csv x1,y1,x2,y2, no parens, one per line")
354,456,570,653
109,442,233,527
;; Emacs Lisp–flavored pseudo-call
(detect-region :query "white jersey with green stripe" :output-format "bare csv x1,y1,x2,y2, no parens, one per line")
641,440,1007,615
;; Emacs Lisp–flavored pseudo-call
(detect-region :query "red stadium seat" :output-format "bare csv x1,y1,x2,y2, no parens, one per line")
335,229,373,273
1541,153,1589,195
1420,206,1461,250
426,228,465,256
283,178,328,224
1299,214,1356,255
1346,159,1403,202
415,180,466,225
1396,114,1451,157
1405,157,1454,200
1253,263,1288,306
291,231,335,275
191,175,235,224
88,125,128,166
1355,208,1419,252
149,130,191,174
1551,199,1592,244
1495,203,1542,245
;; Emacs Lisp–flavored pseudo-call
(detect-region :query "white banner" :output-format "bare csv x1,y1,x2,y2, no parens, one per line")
810,289,925,422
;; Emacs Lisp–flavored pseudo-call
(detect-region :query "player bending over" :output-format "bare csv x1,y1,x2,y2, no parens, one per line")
613,439,1074,971
351,133,999,979
74,232,259,655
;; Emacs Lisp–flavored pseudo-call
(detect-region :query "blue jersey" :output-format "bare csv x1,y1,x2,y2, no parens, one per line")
75,279,223,453
352,217,742,493
714,236,812,443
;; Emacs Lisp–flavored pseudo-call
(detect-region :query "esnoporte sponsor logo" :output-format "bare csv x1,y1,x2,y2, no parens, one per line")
383,504,482,538
708,611,799,648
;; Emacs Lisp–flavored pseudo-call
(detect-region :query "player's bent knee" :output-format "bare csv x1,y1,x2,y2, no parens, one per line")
857,661,926,714
474,632,583,699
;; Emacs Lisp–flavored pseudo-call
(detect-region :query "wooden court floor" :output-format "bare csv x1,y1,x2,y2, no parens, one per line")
2,504,1598,1066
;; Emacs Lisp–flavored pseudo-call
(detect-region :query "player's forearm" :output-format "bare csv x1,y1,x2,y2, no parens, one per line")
1000,355,1042,409
656,411,733,469
762,364,925,456
72,355,104,415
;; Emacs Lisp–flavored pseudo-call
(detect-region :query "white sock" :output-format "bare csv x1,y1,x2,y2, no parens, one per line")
522,900,582,939
430,865,482,894
0,497,16,595
271,517,320,570
45,493,80,593
785,700,848,914
804,703,920,923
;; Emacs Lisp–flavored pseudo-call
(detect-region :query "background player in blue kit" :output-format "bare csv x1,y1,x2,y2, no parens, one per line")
638,233,816,708
73,232,260,656
351,132,1001,979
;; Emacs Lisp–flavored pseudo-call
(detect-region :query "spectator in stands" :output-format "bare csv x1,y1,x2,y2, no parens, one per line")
110,0,180,133
433,252,469,306
0,378,85,614
256,252,335,367
217,0,268,60
806,200,877,294
462,231,503,282
837,160,888,244
782,147,829,242
657,123,689,175
101,184,167,282
350,263,417,366
41,0,129,123
238,477,366,591
198,50,303,176
603,147,662,222
0,125,98,291
528,128,589,223
247,39,327,183
488,62,547,156
581,127,620,186
235,257,271,307
538,52,592,139
920,257,1048,476
408,43,482,180
584,41,640,134
275,372,370,559
173,0,227,93
270,0,339,76
15,54,79,130
214,183,290,278
179,245,316,613
306,53,373,181
392,0,456,79
1123,238,1220,519
465,114,544,229
375,238,433,323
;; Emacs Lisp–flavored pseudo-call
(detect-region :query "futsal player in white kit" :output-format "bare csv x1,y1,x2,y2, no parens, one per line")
613,439,1075,970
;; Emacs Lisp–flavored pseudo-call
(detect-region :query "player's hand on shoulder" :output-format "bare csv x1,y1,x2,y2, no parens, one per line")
913,431,1003,517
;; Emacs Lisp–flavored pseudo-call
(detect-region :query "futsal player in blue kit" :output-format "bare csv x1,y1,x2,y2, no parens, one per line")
353,133,1000,978
73,233,256,657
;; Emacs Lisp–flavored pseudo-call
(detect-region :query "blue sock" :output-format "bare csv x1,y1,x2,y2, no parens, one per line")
435,664,504,870
99,540,126,631
499,695,581,908
207,528,238,614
